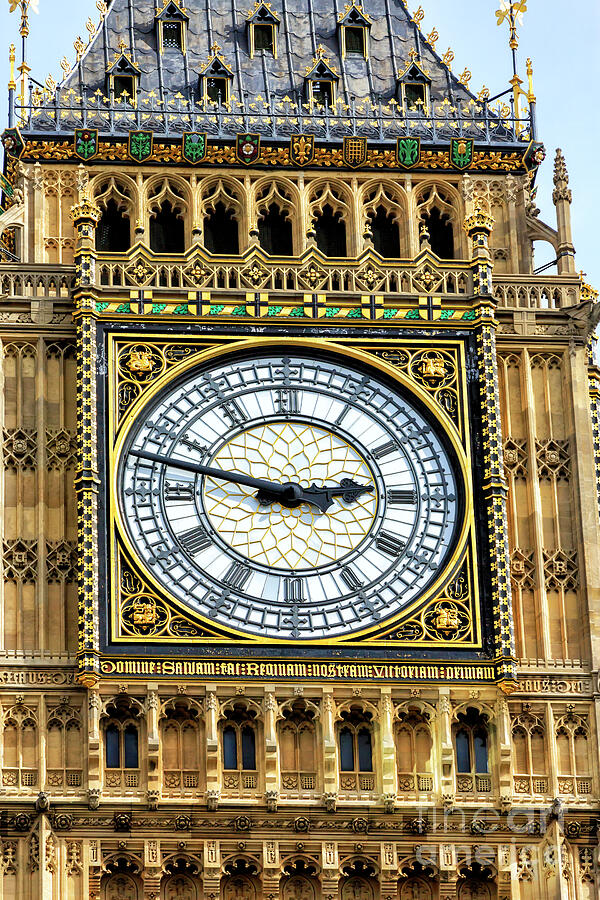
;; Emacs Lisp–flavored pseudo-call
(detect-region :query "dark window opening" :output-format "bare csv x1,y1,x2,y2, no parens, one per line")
206,77,228,103
315,204,346,257
455,730,471,773
474,731,489,774
311,80,333,106
223,726,237,769
357,729,373,772
163,21,183,50
241,727,256,770
370,206,400,258
423,206,454,258
96,199,130,253
254,23,274,52
258,204,293,256
124,725,139,769
339,728,354,771
345,26,365,56
113,75,135,99
404,82,426,107
105,725,120,769
150,200,185,254
204,202,239,254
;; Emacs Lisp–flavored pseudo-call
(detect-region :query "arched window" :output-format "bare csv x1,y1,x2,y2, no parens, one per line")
258,203,293,256
150,200,185,253
161,699,203,793
45,700,83,791
96,199,131,253
453,707,491,795
512,715,548,796
416,185,458,259
423,206,454,258
314,204,346,257
395,705,434,795
102,695,143,791
221,702,260,796
1,703,38,790
280,700,318,794
555,710,592,798
204,201,239,255
369,205,401,258
338,705,375,792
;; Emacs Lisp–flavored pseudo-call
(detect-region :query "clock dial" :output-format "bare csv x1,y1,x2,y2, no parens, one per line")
116,349,462,640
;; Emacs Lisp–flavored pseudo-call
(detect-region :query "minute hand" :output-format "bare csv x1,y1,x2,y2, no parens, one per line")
129,448,292,498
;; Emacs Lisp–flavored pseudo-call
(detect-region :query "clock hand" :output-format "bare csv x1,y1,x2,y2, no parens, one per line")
130,450,373,513
130,448,299,501
256,479,375,513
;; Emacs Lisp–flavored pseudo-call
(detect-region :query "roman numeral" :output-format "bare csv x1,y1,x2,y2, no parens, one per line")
223,561,251,590
220,400,247,426
372,440,397,459
275,388,299,415
335,405,350,426
340,565,363,591
375,530,406,558
179,434,208,455
284,577,304,604
387,488,417,504
177,525,211,554
164,482,195,502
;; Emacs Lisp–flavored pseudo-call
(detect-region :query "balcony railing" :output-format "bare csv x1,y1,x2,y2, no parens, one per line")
16,88,531,145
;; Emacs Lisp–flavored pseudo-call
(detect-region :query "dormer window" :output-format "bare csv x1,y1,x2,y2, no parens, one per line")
246,2,279,59
206,77,229,103
106,45,141,103
397,56,431,110
304,46,339,107
338,2,372,59
311,80,334,106
156,0,189,54
199,44,234,104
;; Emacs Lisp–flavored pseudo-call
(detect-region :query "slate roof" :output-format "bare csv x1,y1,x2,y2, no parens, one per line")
61,0,473,106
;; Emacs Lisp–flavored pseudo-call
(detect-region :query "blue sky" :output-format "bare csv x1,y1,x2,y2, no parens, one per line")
1,0,598,285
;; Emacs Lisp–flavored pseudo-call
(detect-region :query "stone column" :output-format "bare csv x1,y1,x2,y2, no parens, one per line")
203,840,221,900
552,149,576,275
264,689,279,808
205,687,220,804
322,690,338,807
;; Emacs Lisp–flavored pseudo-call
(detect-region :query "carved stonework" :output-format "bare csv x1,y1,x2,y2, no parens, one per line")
2,428,37,468
46,428,77,469
3,539,38,582
46,540,77,582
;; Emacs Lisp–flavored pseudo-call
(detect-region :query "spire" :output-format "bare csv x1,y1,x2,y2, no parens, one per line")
552,148,576,275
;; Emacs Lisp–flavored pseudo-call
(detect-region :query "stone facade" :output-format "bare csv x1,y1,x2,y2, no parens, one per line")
0,1,599,898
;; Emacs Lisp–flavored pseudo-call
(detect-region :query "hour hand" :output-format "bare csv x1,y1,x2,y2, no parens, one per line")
256,479,374,513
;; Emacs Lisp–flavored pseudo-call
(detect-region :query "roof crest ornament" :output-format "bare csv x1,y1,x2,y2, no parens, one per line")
246,1,280,23
337,1,372,26
304,45,338,77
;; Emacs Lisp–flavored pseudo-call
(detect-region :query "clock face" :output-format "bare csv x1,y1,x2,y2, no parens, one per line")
116,348,462,641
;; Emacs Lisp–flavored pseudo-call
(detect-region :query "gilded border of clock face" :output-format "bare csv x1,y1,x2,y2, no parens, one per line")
107,335,480,646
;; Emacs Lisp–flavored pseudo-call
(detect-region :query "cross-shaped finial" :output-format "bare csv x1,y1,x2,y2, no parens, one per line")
210,41,222,56
117,39,127,53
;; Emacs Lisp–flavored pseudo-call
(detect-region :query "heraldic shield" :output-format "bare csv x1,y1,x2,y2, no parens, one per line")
450,138,474,170
182,132,207,164
396,136,421,169
74,129,99,161
128,130,154,163
236,133,261,165
343,136,368,169
290,134,315,166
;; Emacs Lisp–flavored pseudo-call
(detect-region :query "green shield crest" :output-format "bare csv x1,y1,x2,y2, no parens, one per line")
396,137,421,169
128,130,154,163
182,132,207,164
450,138,474,170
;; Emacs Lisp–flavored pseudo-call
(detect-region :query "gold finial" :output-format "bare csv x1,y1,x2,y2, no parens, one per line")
117,39,127,53
526,56,535,102
425,27,438,50
86,16,96,39
411,5,425,24
8,43,16,91
96,0,108,14
477,86,490,101
74,36,86,61
441,48,454,69
458,68,472,88
60,56,71,76
496,1,527,53
45,73,56,92
408,48,418,62
210,41,222,56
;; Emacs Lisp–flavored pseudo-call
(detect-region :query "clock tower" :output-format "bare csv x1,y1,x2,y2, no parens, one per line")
1,0,598,897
